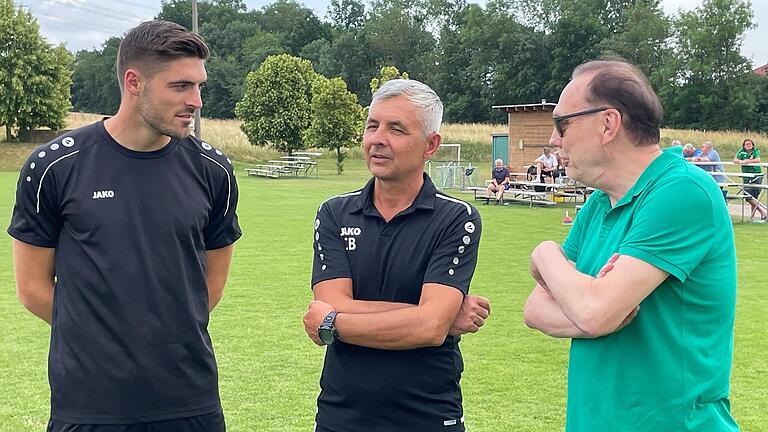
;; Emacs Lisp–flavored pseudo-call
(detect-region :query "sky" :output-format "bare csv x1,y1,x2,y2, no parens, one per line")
17,0,768,68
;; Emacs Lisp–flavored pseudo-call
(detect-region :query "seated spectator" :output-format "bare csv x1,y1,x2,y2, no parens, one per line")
671,139,681,147
693,141,727,200
734,138,767,221
485,158,509,205
682,143,702,160
534,147,559,183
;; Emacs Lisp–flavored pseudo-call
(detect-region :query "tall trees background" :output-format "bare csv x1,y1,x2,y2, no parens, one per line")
0,0,72,140
63,0,767,131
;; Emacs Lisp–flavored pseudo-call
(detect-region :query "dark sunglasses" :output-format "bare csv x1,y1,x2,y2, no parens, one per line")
553,106,610,137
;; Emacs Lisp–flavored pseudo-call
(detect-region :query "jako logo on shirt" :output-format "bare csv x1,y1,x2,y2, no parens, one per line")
340,226,362,251
92,190,115,199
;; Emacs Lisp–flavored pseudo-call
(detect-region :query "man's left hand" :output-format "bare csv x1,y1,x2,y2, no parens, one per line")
449,295,491,335
303,300,335,346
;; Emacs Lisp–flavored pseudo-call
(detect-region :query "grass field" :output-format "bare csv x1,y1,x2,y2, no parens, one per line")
0,156,766,431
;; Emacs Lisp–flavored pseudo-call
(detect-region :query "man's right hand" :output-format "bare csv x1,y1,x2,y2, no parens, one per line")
449,295,491,335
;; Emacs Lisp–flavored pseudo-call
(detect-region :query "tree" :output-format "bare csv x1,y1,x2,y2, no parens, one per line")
307,76,365,174
0,0,72,141
663,0,755,130
370,66,409,95
235,54,317,154
71,37,121,116
363,0,437,80
328,0,366,30
598,0,671,90
256,0,331,55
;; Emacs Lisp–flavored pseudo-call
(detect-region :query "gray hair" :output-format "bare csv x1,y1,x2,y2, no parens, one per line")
702,141,713,148
371,79,443,136
683,143,695,153
671,139,681,146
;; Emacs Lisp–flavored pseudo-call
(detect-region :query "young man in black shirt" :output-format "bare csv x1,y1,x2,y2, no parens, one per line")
303,79,489,432
9,21,240,432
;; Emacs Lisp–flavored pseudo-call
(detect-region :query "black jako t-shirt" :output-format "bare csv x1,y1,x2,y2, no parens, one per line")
8,121,241,424
311,174,482,432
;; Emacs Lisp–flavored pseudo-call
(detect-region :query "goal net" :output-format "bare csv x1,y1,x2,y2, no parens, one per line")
426,144,478,190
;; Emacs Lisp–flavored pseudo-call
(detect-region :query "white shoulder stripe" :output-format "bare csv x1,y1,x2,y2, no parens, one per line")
200,153,232,217
435,193,472,215
36,151,80,213
321,190,362,206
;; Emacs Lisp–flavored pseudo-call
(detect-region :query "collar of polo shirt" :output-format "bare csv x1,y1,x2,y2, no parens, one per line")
349,172,438,217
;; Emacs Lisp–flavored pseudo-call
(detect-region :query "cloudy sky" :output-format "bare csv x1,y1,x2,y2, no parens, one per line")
18,0,768,68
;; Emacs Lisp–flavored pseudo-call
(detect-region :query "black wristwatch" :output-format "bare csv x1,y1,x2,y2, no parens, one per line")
318,311,339,345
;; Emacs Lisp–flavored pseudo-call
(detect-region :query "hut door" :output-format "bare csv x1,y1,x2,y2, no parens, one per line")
491,134,509,168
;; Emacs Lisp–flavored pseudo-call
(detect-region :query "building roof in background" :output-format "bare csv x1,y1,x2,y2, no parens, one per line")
492,100,558,112
753,64,768,76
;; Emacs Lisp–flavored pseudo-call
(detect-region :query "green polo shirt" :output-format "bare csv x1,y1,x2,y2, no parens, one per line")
735,148,761,174
562,147,738,432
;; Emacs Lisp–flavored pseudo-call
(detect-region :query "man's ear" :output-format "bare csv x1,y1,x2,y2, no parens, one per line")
424,133,441,160
124,69,143,97
603,109,622,143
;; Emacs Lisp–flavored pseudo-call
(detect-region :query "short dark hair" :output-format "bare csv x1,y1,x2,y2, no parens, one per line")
573,59,663,146
116,20,210,91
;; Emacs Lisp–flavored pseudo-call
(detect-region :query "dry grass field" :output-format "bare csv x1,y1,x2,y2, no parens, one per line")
2,112,767,169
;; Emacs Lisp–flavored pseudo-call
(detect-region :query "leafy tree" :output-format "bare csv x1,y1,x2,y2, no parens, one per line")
256,0,331,55
363,0,436,80
598,0,671,89
433,1,549,122
370,66,409,94
307,76,365,174
201,56,246,119
546,7,608,96
748,74,768,132
328,0,366,30
0,0,72,141
71,37,121,116
235,54,317,153
156,0,246,31
663,0,755,130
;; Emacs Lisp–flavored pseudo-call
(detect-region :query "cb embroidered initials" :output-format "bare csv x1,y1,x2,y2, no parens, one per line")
340,226,361,251
92,190,115,199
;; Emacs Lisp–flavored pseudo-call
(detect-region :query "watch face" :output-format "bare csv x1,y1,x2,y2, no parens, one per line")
319,327,335,345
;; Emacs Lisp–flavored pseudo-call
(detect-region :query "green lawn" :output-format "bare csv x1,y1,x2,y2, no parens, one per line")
0,159,765,431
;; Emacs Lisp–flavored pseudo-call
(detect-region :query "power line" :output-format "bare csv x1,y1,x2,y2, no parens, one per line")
47,0,149,23
31,12,130,35
101,0,159,12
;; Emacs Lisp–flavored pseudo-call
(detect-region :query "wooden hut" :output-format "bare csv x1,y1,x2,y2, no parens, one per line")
490,100,557,172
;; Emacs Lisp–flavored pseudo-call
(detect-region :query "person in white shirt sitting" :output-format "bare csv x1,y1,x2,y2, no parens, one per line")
534,147,560,183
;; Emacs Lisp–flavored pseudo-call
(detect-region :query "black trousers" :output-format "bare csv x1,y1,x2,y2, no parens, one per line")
47,411,225,432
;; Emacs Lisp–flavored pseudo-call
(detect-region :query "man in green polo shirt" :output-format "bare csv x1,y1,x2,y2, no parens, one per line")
523,59,739,431
733,138,767,221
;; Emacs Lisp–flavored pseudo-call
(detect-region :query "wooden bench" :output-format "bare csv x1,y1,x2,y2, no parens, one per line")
467,186,555,207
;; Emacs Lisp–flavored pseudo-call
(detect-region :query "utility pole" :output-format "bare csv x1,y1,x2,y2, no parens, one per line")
192,0,201,139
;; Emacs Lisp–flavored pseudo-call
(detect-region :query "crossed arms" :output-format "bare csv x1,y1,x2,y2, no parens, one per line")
304,278,491,350
524,241,668,338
